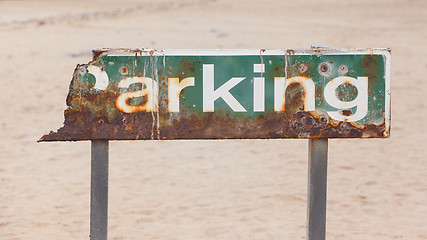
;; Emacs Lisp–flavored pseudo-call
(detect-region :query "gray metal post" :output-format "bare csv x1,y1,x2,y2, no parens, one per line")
307,138,328,240
90,140,109,240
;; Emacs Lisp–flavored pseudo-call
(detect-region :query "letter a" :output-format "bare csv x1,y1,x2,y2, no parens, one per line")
116,77,158,113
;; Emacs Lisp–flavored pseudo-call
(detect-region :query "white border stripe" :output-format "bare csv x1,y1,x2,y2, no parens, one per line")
95,48,391,57
383,50,391,136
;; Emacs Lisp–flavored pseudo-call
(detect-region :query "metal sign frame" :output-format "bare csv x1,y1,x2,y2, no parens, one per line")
39,48,391,141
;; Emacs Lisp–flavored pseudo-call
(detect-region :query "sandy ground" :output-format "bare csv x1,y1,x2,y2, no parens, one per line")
0,0,426,239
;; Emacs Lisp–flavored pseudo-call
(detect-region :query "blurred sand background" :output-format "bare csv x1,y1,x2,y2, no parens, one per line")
0,0,426,239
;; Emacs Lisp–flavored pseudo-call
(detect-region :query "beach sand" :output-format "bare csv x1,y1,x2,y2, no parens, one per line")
0,0,426,239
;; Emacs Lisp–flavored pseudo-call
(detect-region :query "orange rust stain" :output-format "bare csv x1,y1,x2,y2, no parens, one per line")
281,82,306,112
116,91,151,113
120,66,128,75
341,110,353,116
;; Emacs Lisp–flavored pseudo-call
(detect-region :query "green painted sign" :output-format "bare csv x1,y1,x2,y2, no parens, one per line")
40,48,390,141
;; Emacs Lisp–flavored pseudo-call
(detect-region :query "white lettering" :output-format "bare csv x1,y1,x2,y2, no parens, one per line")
111,64,369,124
168,77,195,112
274,76,315,111
203,64,246,112
116,77,158,113
324,76,368,122
253,64,265,112
87,65,109,91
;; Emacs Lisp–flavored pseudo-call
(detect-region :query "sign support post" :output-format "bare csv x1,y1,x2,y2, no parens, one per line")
307,138,328,240
90,140,109,240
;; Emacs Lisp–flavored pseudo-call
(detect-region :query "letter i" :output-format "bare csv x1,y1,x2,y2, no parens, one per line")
253,64,265,112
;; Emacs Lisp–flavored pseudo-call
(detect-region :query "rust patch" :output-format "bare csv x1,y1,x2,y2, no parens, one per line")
120,66,128,75
298,63,308,74
39,105,387,141
341,110,352,116
318,62,331,77
361,54,382,84
282,83,305,112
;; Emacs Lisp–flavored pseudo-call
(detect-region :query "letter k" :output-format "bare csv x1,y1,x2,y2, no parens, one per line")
203,64,246,112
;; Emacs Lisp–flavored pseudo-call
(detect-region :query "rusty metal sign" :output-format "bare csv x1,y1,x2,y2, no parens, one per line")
39,48,391,141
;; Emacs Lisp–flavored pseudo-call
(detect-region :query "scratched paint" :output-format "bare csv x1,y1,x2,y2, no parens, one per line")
39,48,391,141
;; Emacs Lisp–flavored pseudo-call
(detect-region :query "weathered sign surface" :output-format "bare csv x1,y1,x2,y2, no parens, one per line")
39,48,391,141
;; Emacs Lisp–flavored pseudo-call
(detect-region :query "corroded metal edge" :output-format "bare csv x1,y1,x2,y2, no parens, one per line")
39,109,389,142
